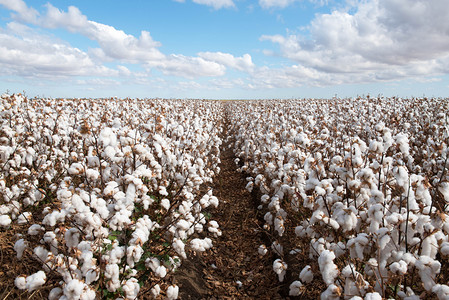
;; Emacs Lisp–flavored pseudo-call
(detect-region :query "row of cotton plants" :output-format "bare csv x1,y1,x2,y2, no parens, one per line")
0,94,223,299
228,97,449,299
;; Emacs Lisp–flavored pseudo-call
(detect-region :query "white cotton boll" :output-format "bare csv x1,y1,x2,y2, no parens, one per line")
65,228,80,249
104,181,119,197
364,292,382,300
161,198,170,211
438,182,449,203
151,284,161,298
274,216,285,236
85,269,98,285
15,276,26,289
432,284,449,299
299,265,313,283
158,185,168,196
68,162,84,175
264,212,273,225
146,257,161,272
42,210,66,227
25,270,46,291
176,219,190,231
261,194,270,204
14,238,27,259
190,238,213,252
17,212,31,224
48,287,63,300
271,241,283,256
85,168,100,181
389,260,408,275
209,195,219,208
289,280,304,296
320,284,341,300
416,256,441,291
34,245,49,263
421,234,438,259
166,285,179,300
258,245,268,256
172,238,187,259
63,278,84,299
28,224,44,235
123,278,140,300
318,250,339,286
273,259,287,282
441,242,449,256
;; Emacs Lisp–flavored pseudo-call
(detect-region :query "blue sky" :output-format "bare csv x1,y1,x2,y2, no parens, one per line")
1,0,449,99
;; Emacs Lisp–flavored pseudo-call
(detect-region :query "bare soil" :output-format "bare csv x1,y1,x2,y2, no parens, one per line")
175,117,283,299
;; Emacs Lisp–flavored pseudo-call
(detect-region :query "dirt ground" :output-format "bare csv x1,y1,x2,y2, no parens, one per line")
175,120,284,299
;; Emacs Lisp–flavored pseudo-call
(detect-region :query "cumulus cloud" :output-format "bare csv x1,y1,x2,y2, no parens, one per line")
0,0,239,79
259,0,296,9
259,0,327,9
260,0,449,86
174,0,235,9
192,0,235,9
0,24,117,78
0,0,38,23
198,52,255,72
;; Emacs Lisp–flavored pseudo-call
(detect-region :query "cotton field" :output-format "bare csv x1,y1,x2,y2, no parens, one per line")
1,94,449,299
229,96,449,299
0,94,223,299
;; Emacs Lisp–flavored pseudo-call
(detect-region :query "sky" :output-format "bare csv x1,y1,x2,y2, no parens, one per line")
0,0,449,99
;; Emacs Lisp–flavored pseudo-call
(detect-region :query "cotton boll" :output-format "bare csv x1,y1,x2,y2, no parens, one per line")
364,292,382,300
415,256,441,291
172,238,187,259
17,212,32,224
65,228,80,249
48,287,63,300
34,245,49,263
389,260,408,275
25,270,46,291
146,257,161,272
320,284,341,300
299,265,313,283
271,241,283,256
208,220,221,237
161,198,170,211
209,195,219,208
318,250,339,286
432,284,449,300
14,238,27,259
273,259,287,282
63,278,84,299
289,280,304,296
15,276,26,289
43,231,58,254
150,284,161,298
258,245,268,256
123,278,140,300
166,285,179,300
28,224,44,235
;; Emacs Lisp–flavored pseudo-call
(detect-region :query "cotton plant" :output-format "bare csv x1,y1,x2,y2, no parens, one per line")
1,95,224,299
228,97,449,298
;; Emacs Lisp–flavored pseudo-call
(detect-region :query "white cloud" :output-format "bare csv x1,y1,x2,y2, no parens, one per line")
259,0,296,9
197,52,255,72
0,0,38,23
148,55,226,78
172,0,235,9
260,0,449,85
258,0,327,9
192,0,235,9
0,25,117,78
0,1,231,79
